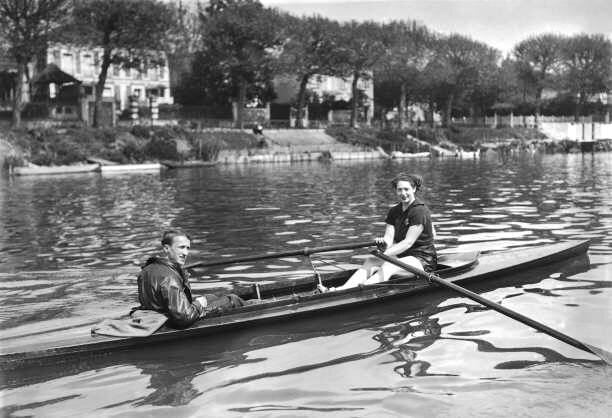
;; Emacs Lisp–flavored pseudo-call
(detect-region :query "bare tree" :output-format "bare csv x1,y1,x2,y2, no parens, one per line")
68,0,174,127
277,14,342,128
0,0,70,127
337,20,387,128
513,34,564,124
561,33,612,121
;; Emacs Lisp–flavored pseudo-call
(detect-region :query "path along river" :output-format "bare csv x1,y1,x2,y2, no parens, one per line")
0,152,611,417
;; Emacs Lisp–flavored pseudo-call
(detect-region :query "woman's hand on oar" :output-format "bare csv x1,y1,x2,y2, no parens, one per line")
186,241,377,269
372,249,612,365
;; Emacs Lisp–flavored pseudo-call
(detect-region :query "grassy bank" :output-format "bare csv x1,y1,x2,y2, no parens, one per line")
0,124,592,170
325,125,549,152
0,125,264,169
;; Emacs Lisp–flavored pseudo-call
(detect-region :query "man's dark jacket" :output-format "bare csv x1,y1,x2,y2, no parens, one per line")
137,256,204,328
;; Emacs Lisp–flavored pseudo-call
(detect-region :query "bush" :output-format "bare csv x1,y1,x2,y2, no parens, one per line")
325,126,422,153
130,125,152,139
21,103,49,119
144,137,179,160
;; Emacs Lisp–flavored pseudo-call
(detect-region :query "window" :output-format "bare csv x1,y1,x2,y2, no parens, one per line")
82,54,93,77
61,52,74,74
113,64,120,77
75,53,81,74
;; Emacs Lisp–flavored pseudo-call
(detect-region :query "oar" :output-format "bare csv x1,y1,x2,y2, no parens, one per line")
372,250,612,365
186,241,377,269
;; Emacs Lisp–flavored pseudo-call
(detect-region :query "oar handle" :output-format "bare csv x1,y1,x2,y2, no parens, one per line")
186,241,377,269
372,249,612,364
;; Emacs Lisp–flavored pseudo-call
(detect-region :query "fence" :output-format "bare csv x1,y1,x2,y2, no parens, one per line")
539,122,612,141
452,114,608,128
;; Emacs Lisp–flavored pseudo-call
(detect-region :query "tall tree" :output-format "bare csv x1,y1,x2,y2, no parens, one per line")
165,0,204,104
277,14,342,128
0,0,70,127
561,33,612,121
337,20,387,128
376,20,433,127
425,34,499,127
513,34,564,123
68,0,174,127
199,0,284,128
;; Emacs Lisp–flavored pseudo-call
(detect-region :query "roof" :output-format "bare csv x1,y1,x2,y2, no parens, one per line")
32,63,81,85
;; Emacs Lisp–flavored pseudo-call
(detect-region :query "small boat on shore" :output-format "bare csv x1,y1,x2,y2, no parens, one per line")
390,151,431,159
0,240,589,368
87,157,164,173
98,162,163,173
160,160,218,169
12,163,100,176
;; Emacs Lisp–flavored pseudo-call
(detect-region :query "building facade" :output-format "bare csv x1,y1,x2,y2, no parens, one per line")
273,73,375,123
47,44,173,111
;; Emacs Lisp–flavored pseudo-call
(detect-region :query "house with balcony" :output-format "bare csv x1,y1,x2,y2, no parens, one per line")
47,44,173,111
0,44,173,125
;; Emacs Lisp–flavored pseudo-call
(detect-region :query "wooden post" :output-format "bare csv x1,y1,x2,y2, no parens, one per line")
510,112,514,128
149,95,158,125
130,96,139,124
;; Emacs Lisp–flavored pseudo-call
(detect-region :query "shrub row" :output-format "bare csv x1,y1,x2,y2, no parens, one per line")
1,125,263,167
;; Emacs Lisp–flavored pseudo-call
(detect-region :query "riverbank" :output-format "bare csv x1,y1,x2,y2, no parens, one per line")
0,124,596,172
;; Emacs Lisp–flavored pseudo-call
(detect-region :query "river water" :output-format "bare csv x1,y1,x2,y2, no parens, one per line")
0,152,611,417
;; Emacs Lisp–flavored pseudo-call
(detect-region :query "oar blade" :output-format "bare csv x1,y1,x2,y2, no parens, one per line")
372,250,612,366
583,343,612,365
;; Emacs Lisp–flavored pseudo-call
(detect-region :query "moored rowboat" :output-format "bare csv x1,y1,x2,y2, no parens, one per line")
0,240,590,368
160,160,218,168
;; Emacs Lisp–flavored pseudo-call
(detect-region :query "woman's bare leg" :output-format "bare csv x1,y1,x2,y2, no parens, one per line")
364,256,424,285
334,256,381,290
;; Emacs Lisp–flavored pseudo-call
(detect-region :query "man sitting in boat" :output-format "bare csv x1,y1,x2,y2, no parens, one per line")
320,173,437,291
137,229,247,328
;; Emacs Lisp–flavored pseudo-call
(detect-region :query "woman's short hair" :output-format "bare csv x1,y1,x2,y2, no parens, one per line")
161,229,191,246
391,173,424,192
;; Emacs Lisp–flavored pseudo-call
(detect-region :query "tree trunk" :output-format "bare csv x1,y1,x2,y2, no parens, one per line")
350,71,359,128
11,62,27,128
428,99,435,128
398,82,407,129
535,88,542,126
574,92,583,122
443,93,454,128
93,48,112,128
296,74,310,129
236,79,247,129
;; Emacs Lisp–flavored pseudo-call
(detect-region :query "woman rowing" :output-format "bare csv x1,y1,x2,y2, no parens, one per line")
320,173,437,291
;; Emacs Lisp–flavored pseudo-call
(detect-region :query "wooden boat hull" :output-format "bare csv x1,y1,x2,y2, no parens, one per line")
0,240,590,368
98,163,163,173
13,164,100,176
160,160,218,169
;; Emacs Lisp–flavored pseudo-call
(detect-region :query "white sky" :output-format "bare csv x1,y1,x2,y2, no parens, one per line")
261,0,612,56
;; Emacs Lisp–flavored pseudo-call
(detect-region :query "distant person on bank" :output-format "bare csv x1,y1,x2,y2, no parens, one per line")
137,230,247,328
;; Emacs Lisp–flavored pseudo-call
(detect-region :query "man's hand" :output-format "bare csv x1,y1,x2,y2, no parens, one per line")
195,296,208,317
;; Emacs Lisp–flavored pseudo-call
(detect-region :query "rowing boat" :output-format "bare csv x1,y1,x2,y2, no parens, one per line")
0,240,589,368
160,160,218,168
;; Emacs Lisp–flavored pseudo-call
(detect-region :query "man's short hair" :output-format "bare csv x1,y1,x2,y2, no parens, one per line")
161,229,191,246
